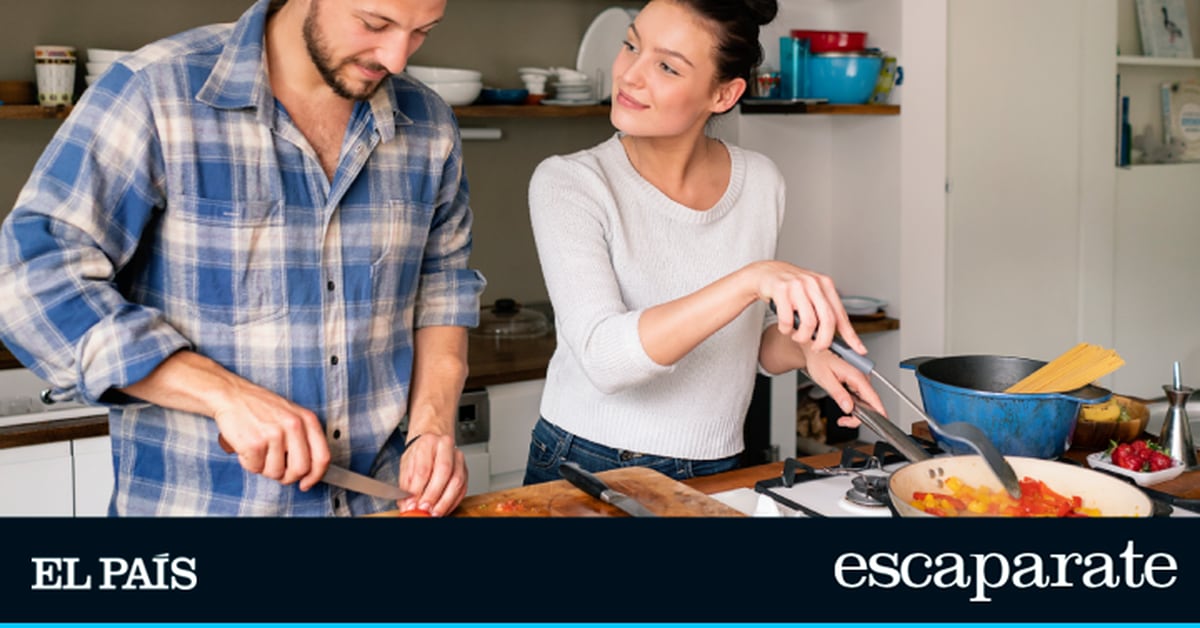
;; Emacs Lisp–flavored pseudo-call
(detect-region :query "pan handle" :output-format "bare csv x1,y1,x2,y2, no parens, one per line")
899,356,936,371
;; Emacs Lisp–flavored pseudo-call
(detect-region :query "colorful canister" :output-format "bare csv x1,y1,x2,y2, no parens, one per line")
34,45,76,107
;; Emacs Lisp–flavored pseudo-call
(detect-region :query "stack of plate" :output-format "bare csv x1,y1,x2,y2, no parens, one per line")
545,67,597,106
85,48,131,86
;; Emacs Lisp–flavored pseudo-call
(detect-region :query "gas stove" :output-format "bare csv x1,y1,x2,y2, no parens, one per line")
711,440,1199,518
745,441,923,518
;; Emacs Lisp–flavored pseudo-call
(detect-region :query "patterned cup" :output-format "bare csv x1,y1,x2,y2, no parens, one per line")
34,45,76,107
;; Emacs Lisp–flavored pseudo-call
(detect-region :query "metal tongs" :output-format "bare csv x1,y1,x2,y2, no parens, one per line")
771,301,1022,498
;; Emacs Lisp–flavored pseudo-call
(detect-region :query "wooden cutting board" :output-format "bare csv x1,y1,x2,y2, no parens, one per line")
376,466,745,517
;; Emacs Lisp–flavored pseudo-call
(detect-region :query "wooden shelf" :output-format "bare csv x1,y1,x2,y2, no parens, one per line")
452,104,609,118
0,105,72,120
739,101,900,116
1117,55,1200,68
850,316,900,335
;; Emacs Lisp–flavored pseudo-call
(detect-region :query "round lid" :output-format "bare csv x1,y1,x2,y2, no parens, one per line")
472,298,550,339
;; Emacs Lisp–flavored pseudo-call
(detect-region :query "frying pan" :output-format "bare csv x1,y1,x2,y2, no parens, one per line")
888,455,1154,518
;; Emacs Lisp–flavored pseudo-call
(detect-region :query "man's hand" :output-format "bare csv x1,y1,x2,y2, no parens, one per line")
209,378,330,490
397,433,467,517
121,350,330,490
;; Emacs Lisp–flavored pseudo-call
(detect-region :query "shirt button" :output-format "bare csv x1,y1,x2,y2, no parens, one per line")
333,429,341,439
327,280,335,292
330,355,339,366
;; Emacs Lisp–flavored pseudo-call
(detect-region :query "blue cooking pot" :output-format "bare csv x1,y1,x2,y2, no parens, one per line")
901,355,1111,459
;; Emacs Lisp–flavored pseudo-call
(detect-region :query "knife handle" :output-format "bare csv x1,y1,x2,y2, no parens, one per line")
559,461,608,500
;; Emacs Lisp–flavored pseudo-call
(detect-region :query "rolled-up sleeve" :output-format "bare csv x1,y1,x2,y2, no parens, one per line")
413,130,485,329
0,65,189,404
529,157,673,394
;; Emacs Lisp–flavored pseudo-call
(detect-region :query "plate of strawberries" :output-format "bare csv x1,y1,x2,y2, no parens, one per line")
1087,439,1184,487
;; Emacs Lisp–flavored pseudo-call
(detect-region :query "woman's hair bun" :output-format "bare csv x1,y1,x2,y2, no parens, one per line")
743,0,778,26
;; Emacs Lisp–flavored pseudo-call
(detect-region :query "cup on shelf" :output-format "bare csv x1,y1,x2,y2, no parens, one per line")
34,45,76,107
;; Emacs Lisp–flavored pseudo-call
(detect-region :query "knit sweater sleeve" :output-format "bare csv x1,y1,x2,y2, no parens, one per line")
529,155,674,394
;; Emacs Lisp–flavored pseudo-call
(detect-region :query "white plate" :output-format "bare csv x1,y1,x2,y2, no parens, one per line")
576,7,638,102
842,295,887,316
1086,451,1185,486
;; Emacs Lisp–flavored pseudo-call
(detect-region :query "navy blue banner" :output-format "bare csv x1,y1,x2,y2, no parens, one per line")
0,518,1196,623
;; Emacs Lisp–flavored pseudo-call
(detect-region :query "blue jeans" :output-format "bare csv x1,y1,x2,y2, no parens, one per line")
522,417,742,486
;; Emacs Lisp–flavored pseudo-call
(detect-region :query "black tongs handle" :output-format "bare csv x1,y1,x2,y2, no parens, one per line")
768,299,875,374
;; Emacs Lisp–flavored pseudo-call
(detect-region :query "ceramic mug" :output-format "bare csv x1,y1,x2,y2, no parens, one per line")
34,45,76,107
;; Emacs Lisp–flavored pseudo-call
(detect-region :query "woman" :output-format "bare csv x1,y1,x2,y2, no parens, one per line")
523,0,886,485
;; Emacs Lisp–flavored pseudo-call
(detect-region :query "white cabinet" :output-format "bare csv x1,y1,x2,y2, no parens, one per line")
0,435,113,516
72,436,113,516
0,441,74,516
485,379,544,492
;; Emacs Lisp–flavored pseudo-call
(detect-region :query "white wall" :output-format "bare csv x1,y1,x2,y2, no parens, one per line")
1113,165,1200,396
947,0,1089,360
949,0,1199,399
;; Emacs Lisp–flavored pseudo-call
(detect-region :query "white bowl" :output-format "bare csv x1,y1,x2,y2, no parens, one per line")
429,80,482,106
406,65,482,83
85,62,111,76
87,48,130,63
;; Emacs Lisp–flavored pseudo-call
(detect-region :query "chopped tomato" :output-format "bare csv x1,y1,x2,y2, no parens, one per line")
911,476,1097,517
397,508,433,517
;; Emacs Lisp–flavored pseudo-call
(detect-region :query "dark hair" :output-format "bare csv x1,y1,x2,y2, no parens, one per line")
671,0,778,85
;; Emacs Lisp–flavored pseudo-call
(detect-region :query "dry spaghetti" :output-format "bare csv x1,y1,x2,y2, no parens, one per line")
1004,342,1124,394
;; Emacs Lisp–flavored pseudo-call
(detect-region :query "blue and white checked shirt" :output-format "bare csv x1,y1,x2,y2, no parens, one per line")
0,0,485,515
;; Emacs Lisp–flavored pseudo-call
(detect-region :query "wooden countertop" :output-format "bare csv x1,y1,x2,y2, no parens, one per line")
445,436,1200,516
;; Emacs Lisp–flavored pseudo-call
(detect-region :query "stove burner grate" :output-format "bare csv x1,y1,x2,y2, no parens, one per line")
752,438,942,517
845,475,890,508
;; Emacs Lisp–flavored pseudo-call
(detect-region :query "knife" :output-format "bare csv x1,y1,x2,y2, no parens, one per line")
559,461,658,517
321,463,413,501
218,434,412,501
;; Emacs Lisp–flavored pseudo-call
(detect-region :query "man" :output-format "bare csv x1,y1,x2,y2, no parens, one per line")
0,0,485,516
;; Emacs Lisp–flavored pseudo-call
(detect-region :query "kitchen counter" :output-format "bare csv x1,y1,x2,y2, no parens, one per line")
430,437,1200,516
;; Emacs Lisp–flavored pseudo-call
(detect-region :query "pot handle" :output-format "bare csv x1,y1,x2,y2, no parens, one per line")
1055,384,1112,403
899,356,936,371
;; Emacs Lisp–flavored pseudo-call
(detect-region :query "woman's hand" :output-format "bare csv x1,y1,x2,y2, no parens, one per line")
802,349,887,427
751,261,866,357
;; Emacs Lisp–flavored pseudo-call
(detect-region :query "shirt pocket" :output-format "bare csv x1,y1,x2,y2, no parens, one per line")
165,196,288,327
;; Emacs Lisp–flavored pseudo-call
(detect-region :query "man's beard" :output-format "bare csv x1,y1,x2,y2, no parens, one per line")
302,2,388,101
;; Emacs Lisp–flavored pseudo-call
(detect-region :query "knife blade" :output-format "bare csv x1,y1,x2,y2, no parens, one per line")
218,433,411,501
321,464,413,501
559,461,658,517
